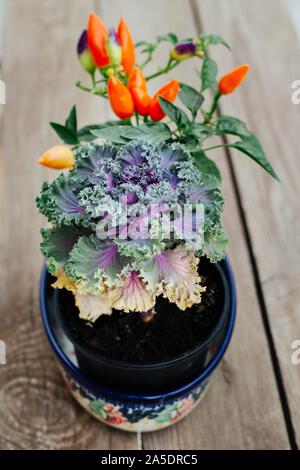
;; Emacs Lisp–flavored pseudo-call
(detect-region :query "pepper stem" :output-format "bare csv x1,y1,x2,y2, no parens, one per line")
90,71,96,88
205,91,221,123
145,59,178,81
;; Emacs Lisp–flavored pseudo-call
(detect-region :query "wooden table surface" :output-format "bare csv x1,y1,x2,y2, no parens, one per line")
0,0,299,450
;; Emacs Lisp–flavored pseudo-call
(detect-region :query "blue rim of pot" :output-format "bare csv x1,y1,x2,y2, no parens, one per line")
40,257,236,403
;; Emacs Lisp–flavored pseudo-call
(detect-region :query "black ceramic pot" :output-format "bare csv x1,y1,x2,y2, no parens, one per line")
45,257,235,394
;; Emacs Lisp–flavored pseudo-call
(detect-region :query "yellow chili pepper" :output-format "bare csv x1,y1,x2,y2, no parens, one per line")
37,145,75,170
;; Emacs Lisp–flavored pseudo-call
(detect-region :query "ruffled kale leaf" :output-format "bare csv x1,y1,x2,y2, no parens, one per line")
36,173,87,226
66,236,131,288
202,223,228,262
71,143,118,184
41,225,92,274
187,180,223,219
193,151,221,182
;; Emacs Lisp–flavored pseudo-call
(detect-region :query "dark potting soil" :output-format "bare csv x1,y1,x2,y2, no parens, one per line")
61,259,224,364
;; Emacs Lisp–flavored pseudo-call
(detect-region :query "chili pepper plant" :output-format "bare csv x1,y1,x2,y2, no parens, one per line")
37,14,277,388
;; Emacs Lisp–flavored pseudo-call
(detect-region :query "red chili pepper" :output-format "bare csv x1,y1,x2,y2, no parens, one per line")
117,17,135,76
218,64,250,95
148,80,180,121
87,13,109,68
108,77,134,119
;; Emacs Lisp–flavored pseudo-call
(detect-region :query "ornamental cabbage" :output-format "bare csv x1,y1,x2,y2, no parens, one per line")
37,141,226,320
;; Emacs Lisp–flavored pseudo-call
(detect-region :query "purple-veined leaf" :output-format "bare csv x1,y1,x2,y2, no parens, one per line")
72,144,117,184
67,236,130,286
109,271,155,312
36,174,86,225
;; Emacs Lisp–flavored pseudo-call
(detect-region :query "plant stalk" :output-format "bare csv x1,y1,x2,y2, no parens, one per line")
145,59,178,81
204,91,221,123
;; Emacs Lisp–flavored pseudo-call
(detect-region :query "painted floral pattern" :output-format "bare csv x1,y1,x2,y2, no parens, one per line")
89,400,128,425
61,367,210,431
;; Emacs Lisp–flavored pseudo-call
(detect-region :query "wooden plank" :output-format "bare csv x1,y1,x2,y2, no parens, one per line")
0,0,5,251
97,0,290,449
287,0,300,40
0,0,5,64
0,0,136,450
196,0,300,447
0,0,5,125
0,0,5,316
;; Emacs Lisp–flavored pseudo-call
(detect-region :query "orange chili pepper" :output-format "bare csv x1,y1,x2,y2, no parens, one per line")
87,13,109,68
148,80,180,121
131,88,152,116
117,17,135,76
127,67,147,92
127,68,151,116
218,64,250,95
108,76,134,119
37,145,75,170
